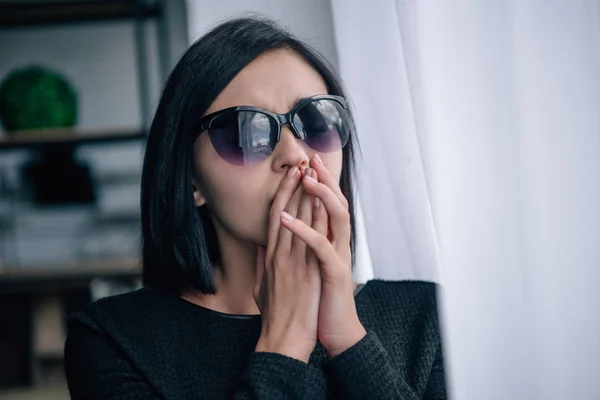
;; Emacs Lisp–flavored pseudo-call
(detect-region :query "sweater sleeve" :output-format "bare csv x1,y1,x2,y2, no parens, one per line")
65,313,327,400
321,331,447,400
235,352,327,399
423,343,447,400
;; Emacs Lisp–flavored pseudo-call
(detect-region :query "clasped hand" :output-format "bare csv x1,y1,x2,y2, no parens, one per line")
254,154,366,363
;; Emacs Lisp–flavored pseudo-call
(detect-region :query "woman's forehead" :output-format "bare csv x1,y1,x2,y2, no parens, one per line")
206,49,327,115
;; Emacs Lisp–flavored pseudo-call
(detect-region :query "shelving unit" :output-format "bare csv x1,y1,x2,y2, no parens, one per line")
0,259,140,387
0,0,169,143
0,258,140,293
0,0,161,27
0,127,144,150
0,0,170,390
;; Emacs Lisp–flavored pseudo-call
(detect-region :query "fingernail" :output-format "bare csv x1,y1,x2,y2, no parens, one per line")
304,175,317,185
305,167,312,177
281,211,294,222
314,154,324,166
314,197,320,208
288,167,298,179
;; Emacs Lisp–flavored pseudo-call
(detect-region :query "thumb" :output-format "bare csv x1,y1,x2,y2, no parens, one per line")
253,245,266,303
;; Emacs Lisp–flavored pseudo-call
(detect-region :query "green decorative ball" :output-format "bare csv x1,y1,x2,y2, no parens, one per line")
0,66,78,132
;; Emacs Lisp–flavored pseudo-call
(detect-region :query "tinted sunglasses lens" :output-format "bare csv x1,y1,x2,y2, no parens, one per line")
207,111,277,166
293,99,350,152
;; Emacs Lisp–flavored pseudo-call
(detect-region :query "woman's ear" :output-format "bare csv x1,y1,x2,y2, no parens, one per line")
192,182,206,207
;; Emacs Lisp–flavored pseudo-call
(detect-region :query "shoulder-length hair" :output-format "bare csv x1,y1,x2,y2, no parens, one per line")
141,16,359,295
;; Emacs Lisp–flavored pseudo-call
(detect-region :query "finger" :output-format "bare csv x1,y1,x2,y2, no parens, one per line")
280,212,338,271
310,154,348,209
311,169,328,239
293,168,314,258
253,245,266,303
308,169,326,271
302,174,350,250
268,167,301,260
277,177,304,255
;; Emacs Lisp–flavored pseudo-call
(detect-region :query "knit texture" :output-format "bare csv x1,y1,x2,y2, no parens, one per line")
64,280,446,399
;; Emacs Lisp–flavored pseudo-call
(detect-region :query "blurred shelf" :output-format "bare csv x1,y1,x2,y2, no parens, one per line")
0,258,140,293
0,386,69,400
0,0,161,28
90,212,141,227
0,127,145,151
95,171,142,186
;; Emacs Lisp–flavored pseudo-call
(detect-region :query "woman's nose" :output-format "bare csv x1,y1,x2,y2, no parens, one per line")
270,125,310,172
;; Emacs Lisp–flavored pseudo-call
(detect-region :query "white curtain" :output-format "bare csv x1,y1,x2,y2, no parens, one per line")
331,1,600,399
332,1,442,283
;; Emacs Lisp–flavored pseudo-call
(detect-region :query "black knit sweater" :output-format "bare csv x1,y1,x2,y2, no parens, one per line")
64,280,446,399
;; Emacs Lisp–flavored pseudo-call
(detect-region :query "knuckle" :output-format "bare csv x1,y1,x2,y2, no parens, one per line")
337,209,351,224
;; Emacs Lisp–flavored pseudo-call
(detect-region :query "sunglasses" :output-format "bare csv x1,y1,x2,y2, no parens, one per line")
196,95,351,166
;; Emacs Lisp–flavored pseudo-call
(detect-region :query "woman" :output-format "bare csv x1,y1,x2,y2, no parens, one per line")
65,17,446,399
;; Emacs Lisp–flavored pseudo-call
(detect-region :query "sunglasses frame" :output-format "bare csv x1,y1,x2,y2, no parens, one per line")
196,94,349,145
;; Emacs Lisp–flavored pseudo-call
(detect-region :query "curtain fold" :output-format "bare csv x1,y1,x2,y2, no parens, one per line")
331,1,600,399
331,0,441,282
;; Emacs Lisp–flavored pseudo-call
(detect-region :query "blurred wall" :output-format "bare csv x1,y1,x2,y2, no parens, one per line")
185,0,339,69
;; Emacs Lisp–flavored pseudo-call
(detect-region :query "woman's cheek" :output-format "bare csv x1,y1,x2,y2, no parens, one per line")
215,182,268,241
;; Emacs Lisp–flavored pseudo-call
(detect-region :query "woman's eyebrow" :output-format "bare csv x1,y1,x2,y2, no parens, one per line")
291,96,313,110
246,97,310,113
222,96,314,114
292,97,307,107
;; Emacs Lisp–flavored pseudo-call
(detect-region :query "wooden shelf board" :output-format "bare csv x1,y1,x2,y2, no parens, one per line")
0,258,141,293
0,127,145,150
0,1,161,28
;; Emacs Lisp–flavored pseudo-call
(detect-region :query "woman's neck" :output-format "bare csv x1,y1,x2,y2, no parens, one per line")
182,220,360,315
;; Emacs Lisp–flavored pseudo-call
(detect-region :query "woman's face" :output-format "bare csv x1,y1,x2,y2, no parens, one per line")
192,49,343,247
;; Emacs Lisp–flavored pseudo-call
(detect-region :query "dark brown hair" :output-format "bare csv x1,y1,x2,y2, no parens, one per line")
141,16,359,295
